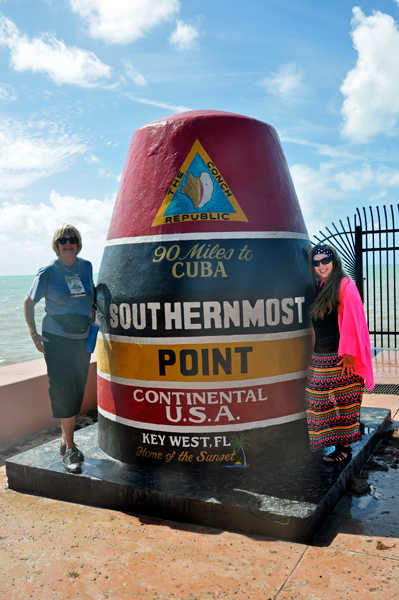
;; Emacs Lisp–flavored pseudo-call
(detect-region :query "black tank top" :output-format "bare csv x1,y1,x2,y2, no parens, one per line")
311,289,340,353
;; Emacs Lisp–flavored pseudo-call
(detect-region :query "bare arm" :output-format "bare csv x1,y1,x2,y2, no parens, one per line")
23,296,48,354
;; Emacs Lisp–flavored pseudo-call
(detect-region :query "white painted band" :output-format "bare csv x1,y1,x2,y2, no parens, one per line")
105,231,309,246
98,327,313,345
97,368,308,389
98,405,306,433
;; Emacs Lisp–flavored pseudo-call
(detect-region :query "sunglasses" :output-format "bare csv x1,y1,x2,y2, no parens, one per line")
58,236,79,245
312,256,333,267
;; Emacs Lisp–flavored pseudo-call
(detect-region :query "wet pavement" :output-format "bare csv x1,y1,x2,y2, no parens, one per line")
1,351,399,598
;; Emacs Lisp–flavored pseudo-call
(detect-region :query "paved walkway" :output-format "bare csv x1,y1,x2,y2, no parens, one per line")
1,351,399,599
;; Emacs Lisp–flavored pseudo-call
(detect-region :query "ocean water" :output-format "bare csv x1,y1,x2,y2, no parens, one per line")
363,264,399,349
0,275,44,366
0,274,97,367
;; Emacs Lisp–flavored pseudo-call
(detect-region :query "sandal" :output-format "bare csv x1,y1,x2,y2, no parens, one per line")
323,445,352,463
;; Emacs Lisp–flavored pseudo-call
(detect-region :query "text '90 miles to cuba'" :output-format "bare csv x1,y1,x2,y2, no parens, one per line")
152,242,252,278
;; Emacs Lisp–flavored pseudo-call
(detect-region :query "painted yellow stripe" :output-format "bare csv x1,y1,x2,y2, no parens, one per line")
97,335,312,383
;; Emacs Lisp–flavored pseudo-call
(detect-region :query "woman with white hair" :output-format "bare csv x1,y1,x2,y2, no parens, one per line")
24,224,95,474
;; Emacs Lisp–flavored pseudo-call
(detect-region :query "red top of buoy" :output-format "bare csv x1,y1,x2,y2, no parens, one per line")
107,110,307,239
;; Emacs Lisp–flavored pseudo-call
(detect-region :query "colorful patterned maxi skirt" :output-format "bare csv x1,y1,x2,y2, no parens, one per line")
306,352,364,451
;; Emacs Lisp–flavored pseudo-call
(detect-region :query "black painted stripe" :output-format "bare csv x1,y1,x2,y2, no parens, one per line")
97,237,311,337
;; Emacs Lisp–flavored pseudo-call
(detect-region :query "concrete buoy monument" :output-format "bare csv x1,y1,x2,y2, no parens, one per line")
96,110,312,469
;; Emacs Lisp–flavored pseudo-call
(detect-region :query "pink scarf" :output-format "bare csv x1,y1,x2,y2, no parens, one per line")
337,278,375,390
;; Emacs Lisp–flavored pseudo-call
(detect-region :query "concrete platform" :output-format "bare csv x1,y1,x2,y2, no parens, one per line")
5,407,390,545
2,350,399,598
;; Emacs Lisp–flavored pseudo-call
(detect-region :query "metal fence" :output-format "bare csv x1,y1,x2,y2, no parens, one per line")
313,205,399,349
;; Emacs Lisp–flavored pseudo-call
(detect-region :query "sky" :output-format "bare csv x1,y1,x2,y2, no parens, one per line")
1,0,399,276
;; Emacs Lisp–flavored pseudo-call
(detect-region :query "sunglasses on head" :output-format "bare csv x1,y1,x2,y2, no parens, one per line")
312,256,333,267
58,236,78,245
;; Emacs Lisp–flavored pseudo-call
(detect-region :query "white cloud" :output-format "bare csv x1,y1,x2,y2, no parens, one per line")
260,63,303,98
291,163,342,202
125,93,191,113
85,154,100,164
290,162,363,239
97,167,119,180
376,167,399,186
0,83,17,101
0,13,111,87
370,189,387,201
0,117,87,194
124,61,147,86
341,7,399,143
0,191,115,275
70,0,180,44
281,135,366,161
290,162,342,233
169,19,200,51
290,158,399,239
334,164,374,191
291,161,399,204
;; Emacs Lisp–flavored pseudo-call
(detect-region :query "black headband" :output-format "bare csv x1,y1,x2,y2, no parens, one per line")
312,247,334,259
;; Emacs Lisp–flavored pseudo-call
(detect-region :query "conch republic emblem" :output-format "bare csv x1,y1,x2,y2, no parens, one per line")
96,110,312,470
152,139,248,225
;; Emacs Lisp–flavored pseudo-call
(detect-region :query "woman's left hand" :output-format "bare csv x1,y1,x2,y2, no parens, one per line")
337,354,355,377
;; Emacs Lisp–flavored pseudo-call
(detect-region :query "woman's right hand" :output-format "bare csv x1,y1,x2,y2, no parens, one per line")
24,296,48,354
337,354,355,377
32,332,49,354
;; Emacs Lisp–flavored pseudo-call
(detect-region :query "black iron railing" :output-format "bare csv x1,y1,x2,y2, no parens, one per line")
313,205,399,349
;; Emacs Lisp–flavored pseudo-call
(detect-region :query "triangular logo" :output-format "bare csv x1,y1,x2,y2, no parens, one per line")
152,139,248,226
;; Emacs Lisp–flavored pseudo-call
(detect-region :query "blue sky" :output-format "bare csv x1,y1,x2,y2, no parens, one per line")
1,0,399,275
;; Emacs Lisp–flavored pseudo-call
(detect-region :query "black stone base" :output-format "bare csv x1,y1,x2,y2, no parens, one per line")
5,407,390,544
97,412,312,468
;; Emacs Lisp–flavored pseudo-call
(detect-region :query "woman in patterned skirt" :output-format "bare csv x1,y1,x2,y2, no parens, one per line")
306,244,374,463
